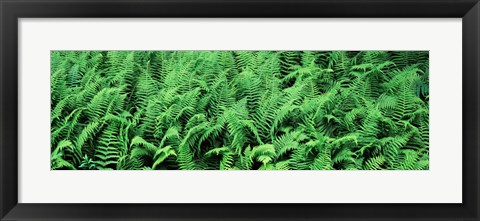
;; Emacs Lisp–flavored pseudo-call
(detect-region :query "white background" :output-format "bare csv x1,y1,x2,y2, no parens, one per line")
18,19,462,203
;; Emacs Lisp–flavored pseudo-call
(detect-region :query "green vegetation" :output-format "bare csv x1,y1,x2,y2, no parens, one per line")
51,51,429,170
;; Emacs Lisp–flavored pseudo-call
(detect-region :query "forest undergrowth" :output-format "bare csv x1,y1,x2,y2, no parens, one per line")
50,51,429,170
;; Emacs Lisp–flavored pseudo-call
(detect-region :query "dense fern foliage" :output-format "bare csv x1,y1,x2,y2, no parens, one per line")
51,51,429,170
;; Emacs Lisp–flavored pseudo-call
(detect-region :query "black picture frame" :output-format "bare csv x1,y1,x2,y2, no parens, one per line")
1,0,479,220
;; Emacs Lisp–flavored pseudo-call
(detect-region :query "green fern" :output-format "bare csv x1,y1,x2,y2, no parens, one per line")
51,50,429,170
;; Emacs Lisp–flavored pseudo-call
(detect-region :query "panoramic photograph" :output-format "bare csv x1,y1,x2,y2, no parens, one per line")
50,51,429,170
